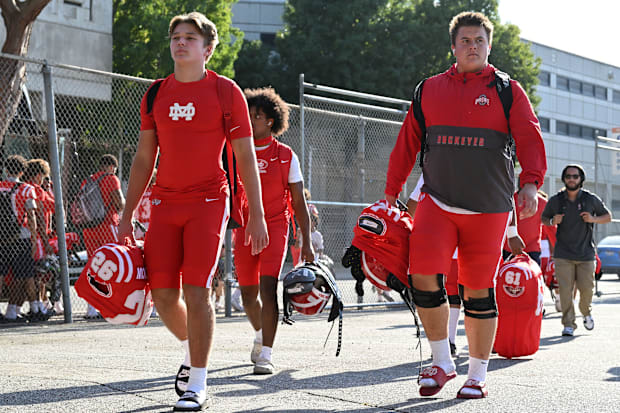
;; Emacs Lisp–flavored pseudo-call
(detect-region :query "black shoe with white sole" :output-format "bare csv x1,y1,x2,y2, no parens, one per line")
175,364,191,397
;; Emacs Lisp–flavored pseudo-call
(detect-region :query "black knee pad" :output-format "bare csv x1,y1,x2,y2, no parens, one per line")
386,273,407,294
411,274,447,308
458,284,497,319
448,294,461,306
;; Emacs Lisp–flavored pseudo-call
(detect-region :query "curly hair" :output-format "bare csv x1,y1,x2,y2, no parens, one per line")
244,87,289,136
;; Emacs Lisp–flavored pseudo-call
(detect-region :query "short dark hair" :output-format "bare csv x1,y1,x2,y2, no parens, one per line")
244,87,290,136
449,11,494,46
100,154,119,169
5,154,27,175
24,159,50,181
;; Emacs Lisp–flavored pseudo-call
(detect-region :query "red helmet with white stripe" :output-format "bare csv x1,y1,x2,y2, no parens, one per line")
351,199,412,286
75,243,153,326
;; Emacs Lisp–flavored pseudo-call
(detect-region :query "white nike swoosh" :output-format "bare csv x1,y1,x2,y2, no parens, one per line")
205,197,219,203
270,157,278,161
281,160,290,163
229,126,241,133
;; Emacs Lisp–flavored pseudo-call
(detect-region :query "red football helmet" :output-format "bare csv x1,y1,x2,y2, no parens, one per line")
351,199,412,285
360,251,391,291
75,243,153,326
283,264,331,316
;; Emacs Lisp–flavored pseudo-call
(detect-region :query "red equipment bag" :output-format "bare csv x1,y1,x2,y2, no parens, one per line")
494,254,545,358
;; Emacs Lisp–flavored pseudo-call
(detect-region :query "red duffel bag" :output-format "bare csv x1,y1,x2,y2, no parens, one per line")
494,254,545,358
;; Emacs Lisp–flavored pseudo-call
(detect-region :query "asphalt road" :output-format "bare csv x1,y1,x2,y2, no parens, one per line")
1,276,619,412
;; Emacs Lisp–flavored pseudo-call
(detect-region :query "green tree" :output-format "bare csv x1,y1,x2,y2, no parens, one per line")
237,0,539,105
113,0,243,79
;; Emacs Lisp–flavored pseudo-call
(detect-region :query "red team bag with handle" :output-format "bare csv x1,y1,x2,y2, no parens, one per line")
494,254,545,358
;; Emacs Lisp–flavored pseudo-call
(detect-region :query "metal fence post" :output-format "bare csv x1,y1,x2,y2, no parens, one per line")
42,62,73,323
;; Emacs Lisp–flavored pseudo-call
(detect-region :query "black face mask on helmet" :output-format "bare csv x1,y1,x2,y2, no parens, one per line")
282,261,344,356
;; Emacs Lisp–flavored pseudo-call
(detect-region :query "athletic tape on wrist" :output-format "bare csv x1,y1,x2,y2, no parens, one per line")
506,226,518,238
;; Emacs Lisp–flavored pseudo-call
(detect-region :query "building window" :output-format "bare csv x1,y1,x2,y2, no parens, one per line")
569,78,581,93
568,123,581,137
539,117,550,132
582,82,595,97
556,121,602,140
595,85,607,100
538,71,550,87
556,121,568,135
556,76,569,91
613,90,620,104
582,126,594,139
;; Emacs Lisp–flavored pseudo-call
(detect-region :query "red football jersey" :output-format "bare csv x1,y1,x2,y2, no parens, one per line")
351,199,413,284
140,71,252,200
248,138,293,221
494,254,545,358
75,243,153,326
0,180,37,230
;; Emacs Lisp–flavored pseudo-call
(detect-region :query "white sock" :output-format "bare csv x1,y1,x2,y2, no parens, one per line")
448,308,460,343
259,346,272,361
186,366,207,394
255,329,262,343
420,339,456,388
181,340,191,366
6,304,17,318
467,357,489,383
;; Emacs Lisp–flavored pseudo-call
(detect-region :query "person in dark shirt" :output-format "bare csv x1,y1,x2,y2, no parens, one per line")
542,164,611,337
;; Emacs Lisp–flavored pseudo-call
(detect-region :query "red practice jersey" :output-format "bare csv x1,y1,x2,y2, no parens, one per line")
75,243,153,326
504,193,547,253
0,180,37,230
134,186,152,224
140,71,252,200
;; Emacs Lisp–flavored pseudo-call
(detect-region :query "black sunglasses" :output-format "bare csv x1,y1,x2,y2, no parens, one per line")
564,174,581,179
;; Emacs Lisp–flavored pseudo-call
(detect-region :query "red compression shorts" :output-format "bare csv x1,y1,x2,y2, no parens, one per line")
410,194,510,290
144,196,228,289
234,218,289,286
445,258,459,296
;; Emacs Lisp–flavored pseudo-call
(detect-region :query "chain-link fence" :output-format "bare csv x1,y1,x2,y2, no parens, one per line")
1,53,150,322
0,54,423,324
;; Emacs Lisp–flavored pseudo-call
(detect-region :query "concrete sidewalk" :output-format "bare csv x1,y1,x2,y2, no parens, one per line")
1,278,619,412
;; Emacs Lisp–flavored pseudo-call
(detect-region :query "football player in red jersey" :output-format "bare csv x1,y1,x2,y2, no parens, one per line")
234,87,314,375
0,155,38,322
385,12,546,399
117,12,268,411
82,154,125,320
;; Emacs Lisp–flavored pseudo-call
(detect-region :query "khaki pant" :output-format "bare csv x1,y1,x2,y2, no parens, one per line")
554,258,595,329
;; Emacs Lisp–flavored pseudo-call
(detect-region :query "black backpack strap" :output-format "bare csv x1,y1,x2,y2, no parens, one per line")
146,79,164,115
490,70,513,122
412,79,427,168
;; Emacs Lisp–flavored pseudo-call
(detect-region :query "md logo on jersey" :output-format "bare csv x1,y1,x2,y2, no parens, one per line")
257,158,268,174
169,102,195,121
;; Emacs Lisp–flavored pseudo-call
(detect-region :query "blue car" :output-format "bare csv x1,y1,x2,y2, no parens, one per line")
596,235,620,280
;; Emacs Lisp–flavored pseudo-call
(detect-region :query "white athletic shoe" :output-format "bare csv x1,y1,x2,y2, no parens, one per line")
253,357,274,375
584,315,594,330
562,326,574,336
231,289,244,312
251,340,262,364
